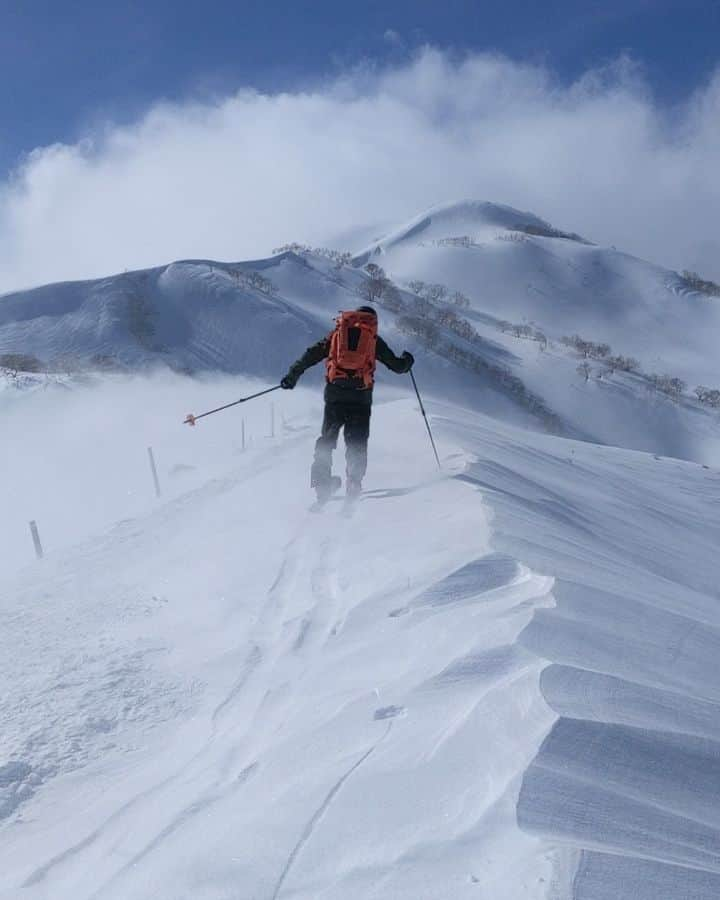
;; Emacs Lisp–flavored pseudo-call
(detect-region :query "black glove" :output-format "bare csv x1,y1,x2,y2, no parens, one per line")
402,351,415,372
280,374,297,390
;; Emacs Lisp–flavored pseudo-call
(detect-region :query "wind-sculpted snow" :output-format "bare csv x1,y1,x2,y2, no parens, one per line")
520,721,720,873
388,553,523,617
0,393,561,899
444,409,720,898
539,665,720,742
571,853,720,899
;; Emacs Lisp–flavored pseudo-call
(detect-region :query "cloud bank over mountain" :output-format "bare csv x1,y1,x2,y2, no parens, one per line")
1,47,719,292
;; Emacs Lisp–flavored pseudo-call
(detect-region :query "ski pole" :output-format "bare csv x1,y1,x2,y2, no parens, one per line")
184,385,281,426
409,370,441,470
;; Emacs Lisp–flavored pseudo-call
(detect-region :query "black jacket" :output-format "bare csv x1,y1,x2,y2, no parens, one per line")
286,334,411,405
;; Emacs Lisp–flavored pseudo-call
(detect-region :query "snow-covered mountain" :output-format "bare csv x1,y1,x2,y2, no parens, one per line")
356,200,720,389
353,200,571,259
2,200,719,463
2,202,720,900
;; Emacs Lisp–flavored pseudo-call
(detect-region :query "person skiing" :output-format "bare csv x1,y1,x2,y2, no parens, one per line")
280,306,414,503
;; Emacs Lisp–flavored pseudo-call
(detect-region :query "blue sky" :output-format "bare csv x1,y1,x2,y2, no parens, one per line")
2,0,720,291
1,0,719,175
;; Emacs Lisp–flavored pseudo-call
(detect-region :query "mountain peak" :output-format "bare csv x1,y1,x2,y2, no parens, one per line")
355,200,555,260
420,199,551,229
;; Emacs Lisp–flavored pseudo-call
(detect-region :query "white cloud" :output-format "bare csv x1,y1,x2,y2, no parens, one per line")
383,29,404,47
1,47,720,293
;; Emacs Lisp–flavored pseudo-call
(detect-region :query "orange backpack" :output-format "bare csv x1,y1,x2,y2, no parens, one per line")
326,310,378,389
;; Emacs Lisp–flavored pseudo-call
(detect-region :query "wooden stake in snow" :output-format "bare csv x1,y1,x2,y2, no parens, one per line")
29,520,43,560
147,446,161,498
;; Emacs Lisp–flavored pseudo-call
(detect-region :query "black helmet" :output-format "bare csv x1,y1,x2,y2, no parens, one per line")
356,305,378,318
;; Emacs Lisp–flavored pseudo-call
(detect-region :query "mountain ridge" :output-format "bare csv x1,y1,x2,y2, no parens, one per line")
2,200,719,465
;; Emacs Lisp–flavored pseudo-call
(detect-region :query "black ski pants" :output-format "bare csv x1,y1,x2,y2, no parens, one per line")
311,401,371,488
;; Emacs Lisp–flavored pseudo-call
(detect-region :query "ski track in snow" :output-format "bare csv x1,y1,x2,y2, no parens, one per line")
271,722,394,900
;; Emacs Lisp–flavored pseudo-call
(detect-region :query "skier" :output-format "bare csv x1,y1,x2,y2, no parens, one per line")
280,306,414,504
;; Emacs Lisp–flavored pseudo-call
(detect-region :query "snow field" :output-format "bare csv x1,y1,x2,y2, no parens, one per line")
1,387,562,899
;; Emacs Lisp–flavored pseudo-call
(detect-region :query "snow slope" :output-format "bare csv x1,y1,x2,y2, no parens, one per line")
0,257,322,378
1,386,561,899
2,374,719,899
360,201,720,391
